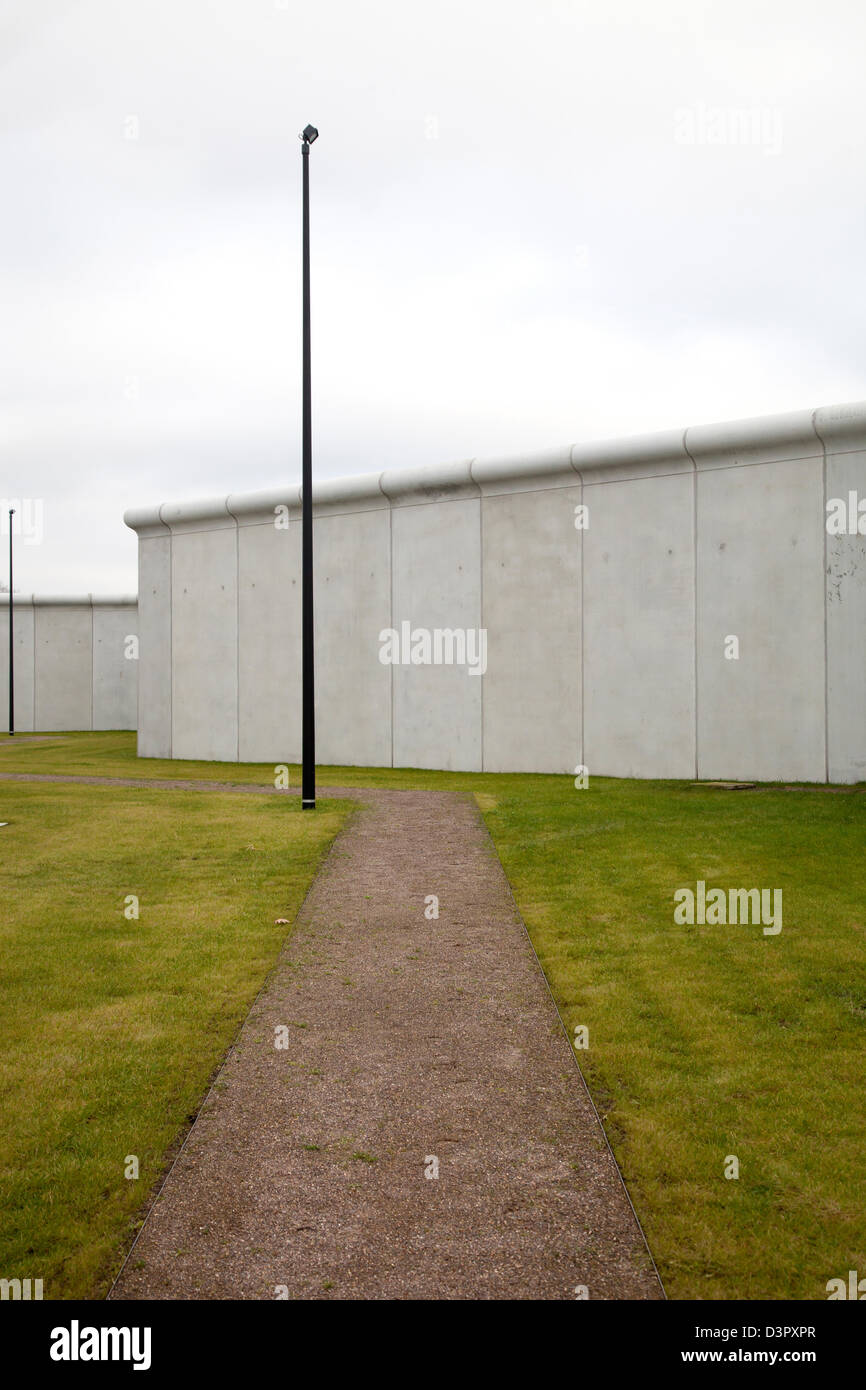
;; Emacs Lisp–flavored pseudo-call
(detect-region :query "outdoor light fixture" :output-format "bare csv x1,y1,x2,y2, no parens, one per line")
300,125,317,809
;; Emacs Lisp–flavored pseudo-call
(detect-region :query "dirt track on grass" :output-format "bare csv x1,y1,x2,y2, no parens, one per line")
97,782,662,1301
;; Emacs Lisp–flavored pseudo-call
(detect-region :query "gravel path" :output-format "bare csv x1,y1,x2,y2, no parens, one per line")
99,782,662,1301
0,770,314,795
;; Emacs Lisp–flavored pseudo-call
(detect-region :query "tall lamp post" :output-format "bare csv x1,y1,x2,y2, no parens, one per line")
300,124,318,809
7,508,14,737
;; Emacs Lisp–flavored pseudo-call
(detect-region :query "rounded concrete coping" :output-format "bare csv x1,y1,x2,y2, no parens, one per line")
311,471,388,513
0,594,137,606
470,446,577,495
813,402,866,450
159,495,235,534
685,408,821,470
123,504,169,538
121,399,866,532
380,458,479,505
227,486,301,526
571,428,691,484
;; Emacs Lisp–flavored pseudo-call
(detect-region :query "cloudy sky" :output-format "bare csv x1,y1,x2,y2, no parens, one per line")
2,0,865,593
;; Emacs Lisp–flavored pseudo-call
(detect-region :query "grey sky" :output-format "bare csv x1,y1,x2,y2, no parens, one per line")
2,0,864,593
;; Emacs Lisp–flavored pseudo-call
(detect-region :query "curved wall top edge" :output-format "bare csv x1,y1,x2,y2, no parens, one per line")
471,445,576,493
123,400,866,532
380,458,478,504
123,505,169,537
0,594,137,607
813,401,866,449
227,485,302,525
158,496,234,534
685,407,821,469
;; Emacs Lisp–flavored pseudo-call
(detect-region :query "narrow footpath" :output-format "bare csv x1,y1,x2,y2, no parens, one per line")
101,783,662,1300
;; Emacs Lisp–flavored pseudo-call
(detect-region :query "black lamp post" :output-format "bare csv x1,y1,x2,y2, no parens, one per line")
300,124,318,809
7,508,14,737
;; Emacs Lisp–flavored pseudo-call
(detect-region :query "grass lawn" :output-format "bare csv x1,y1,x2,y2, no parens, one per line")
1,732,864,1299
477,775,866,1301
0,769,350,1298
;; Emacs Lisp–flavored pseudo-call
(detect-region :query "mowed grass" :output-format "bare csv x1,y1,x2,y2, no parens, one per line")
1,734,864,1298
0,774,349,1298
476,776,866,1301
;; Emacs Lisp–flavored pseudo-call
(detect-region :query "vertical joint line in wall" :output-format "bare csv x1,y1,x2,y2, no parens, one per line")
136,546,142,742
577,471,584,769
815,409,829,783
169,530,173,759
235,517,240,763
478,476,484,772
90,599,94,732
568,460,585,770
162,505,173,760
684,429,699,781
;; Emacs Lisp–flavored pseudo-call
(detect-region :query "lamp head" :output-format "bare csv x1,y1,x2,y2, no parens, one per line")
301,124,319,145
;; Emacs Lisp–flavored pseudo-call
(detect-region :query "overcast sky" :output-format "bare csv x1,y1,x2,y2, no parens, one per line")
2,0,865,593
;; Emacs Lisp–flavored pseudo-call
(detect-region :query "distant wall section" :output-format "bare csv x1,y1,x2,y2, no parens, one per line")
0,595,138,732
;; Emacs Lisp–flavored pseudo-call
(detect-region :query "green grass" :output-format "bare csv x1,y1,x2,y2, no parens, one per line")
2,733,864,1299
478,775,866,1300
0,730,536,790
0,773,350,1298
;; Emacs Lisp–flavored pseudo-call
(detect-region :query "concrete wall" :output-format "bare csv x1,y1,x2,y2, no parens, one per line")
125,400,866,782
0,596,138,732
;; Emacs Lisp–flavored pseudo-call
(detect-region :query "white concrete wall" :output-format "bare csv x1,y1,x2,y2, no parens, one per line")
0,595,138,732
816,404,866,784
691,416,826,782
128,506,171,757
478,449,582,775
578,434,696,780
313,482,391,769
165,499,238,764
125,400,866,781
389,469,483,772
230,488,301,766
